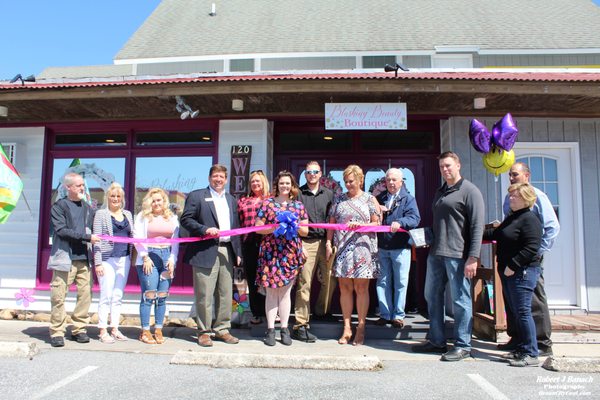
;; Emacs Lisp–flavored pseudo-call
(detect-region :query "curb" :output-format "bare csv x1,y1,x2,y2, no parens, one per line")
543,356,600,373
170,351,384,371
0,341,39,359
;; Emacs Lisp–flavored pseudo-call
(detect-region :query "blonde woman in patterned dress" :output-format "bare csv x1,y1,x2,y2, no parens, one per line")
326,165,381,346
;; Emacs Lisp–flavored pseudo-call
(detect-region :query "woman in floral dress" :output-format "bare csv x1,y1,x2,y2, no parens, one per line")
326,164,381,346
256,171,308,346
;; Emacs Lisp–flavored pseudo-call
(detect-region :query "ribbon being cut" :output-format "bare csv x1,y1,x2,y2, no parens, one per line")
99,211,404,245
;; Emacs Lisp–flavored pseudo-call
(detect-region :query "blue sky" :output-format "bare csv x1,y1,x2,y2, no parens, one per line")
1,0,600,81
0,0,161,80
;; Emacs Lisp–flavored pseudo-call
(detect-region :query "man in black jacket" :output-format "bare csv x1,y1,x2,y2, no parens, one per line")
48,173,99,347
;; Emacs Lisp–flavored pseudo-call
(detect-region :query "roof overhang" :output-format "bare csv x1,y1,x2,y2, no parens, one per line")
1,71,600,123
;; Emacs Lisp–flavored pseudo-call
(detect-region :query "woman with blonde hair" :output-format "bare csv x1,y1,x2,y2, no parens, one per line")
93,182,134,343
238,170,271,324
134,188,179,344
326,164,381,346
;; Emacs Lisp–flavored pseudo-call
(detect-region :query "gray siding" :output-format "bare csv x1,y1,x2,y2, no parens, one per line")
444,117,600,310
474,54,600,67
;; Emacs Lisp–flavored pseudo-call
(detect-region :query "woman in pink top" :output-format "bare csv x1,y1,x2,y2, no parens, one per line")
133,188,179,344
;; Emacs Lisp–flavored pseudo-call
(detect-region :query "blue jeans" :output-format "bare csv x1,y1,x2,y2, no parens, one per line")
136,247,172,330
376,248,411,320
501,266,540,357
424,255,472,350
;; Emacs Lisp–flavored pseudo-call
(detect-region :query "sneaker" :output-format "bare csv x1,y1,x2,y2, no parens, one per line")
280,327,292,346
264,328,276,346
500,351,522,361
70,332,90,343
538,348,553,357
441,348,471,361
509,355,540,367
291,326,317,343
412,341,448,354
50,336,65,347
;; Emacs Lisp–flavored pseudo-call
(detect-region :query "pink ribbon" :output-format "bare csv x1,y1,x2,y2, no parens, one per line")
98,223,405,244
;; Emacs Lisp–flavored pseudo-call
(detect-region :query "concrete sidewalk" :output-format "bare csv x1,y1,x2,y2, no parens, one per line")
1,319,599,371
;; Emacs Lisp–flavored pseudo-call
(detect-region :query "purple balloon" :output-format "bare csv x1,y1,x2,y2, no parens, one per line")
491,113,519,151
469,119,491,153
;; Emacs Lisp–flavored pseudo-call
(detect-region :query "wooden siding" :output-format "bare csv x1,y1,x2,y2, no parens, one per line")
444,117,600,310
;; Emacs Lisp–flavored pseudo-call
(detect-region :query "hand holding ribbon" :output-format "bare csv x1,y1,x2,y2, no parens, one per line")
273,210,299,240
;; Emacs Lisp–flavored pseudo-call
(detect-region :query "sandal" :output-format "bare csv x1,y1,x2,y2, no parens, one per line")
139,329,157,344
353,324,365,346
99,331,115,344
154,328,166,344
338,326,353,345
111,329,128,341
250,316,262,325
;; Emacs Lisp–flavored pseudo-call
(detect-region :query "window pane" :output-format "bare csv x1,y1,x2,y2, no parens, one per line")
366,169,385,195
134,156,213,216
328,170,346,193
55,133,127,147
400,167,416,197
545,183,559,205
51,157,126,208
544,158,558,181
136,132,212,146
362,55,396,69
529,157,543,181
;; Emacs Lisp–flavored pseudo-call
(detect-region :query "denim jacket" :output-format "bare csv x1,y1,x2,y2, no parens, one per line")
376,185,421,249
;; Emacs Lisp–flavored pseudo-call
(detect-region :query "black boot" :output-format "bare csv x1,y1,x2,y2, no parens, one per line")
280,327,292,346
264,328,276,346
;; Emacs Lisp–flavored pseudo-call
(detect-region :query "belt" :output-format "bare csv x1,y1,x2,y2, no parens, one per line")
218,242,232,247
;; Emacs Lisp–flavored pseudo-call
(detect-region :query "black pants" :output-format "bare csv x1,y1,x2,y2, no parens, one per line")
503,271,553,351
242,234,265,317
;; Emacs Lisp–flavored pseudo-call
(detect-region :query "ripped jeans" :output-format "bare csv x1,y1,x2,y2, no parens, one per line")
136,247,172,330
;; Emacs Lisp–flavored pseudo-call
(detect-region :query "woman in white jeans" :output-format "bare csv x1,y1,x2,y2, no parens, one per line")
93,182,134,343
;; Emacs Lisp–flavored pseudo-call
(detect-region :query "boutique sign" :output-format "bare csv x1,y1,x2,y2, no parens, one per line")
325,103,407,130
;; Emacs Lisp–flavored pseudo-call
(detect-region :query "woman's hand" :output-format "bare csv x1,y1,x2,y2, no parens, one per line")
166,259,175,278
504,267,515,277
325,241,333,260
95,265,104,278
143,255,154,275
347,221,361,230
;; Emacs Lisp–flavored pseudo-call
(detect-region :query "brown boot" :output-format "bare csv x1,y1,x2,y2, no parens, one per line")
139,329,157,344
154,328,165,344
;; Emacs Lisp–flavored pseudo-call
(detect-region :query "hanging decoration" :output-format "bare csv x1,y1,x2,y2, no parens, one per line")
469,113,519,177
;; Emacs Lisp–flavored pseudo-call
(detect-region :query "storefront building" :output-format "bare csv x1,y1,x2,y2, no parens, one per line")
1,0,600,315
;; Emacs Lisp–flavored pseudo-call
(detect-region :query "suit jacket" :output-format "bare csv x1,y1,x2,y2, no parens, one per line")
180,187,242,268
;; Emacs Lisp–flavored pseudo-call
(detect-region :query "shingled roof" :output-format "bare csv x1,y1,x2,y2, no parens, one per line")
115,0,600,61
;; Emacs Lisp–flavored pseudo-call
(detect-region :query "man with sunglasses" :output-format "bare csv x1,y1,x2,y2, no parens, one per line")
292,161,335,342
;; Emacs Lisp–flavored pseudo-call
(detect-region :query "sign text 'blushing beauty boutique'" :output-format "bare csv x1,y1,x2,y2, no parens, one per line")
325,103,407,130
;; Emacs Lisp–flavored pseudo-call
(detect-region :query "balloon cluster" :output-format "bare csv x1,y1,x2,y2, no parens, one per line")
273,210,299,240
469,113,519,176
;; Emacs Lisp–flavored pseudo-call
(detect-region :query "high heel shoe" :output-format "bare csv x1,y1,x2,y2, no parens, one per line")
353,324,365,346
338,326,353,345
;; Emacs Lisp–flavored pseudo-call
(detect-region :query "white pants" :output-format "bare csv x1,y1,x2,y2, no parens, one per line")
97,256,131,329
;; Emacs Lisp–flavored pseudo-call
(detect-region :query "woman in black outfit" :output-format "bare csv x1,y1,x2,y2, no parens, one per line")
484,183,542,367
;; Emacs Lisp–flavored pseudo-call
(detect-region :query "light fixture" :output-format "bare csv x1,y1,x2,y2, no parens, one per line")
0,106,7,118
474,97,486,110
9,74,36,85
175,96,199,119
323,136,333,141
383,63,409,77
232,99,244,111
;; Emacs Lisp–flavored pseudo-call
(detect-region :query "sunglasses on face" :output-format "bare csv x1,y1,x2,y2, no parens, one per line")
305,170,321,175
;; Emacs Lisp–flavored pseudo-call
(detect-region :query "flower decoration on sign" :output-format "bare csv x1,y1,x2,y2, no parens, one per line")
232,292,249,314
274,210,299,240
15,288,35,308
469,113,519,176
368,176,387,197
319,174,343,197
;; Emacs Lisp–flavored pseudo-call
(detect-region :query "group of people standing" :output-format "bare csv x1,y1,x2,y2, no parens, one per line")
47,153,558,367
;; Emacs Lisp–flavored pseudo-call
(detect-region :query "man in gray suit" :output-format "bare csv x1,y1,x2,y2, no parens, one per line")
181,164,243,347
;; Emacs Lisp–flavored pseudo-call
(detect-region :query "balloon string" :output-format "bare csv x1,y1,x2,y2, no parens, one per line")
494,175,499,221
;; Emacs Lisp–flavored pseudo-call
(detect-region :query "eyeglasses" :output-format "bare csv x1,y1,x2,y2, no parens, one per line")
251,170,264,175
305,170,321,175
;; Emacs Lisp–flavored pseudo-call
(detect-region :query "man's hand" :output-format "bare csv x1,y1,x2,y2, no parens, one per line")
95,265,104,277
390,221,401,233
90,234,100,244
504,267,515,277
205,227,220,237
464,256,478,279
